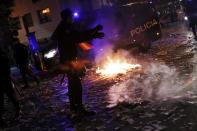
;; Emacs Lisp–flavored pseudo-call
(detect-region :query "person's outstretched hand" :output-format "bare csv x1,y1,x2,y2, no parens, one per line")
95,24,103,31
94,32,105,39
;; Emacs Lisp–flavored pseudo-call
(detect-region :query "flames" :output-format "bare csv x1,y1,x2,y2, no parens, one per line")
96,58,142,77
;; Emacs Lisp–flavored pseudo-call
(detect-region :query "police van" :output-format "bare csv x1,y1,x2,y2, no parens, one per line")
88,1,162,52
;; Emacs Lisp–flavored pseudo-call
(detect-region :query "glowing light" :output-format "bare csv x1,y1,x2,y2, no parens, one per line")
28,32,39,53
96,59,141,77
73,12,79,18
44,49,57,59
79,42,92,51
184,16,188,21
42,8,50,14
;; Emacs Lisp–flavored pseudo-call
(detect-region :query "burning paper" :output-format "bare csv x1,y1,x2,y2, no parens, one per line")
96,58,141,77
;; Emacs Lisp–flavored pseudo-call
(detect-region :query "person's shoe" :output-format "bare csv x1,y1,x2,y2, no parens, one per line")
78,107,96,116
69,111,78,119
68,110,81,121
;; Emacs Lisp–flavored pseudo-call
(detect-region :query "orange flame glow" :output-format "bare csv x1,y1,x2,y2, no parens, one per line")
96,58,141,77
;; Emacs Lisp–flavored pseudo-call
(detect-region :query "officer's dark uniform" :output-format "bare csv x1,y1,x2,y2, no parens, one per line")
0,48,20,125
51,9,104,114
185,1,197,38
14,43,39,88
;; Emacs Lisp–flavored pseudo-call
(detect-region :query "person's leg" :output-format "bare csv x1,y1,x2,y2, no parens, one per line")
0,86,4,121
0,96,6,128
67,72,78,112
191,24,197,37
0,113,7,128
195,23,197,40
0,82,8,128
26,65,40,85
0,113,3,125
67,70,95,116
69,71,95,116
72,72,83,109
19,66,29,88
4,79,20,117
190,18,197,38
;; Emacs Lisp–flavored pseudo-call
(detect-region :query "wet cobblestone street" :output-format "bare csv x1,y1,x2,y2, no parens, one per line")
2,25,197,131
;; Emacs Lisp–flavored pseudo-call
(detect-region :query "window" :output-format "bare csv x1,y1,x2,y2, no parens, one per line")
10,17,21,29
37,8,51,24
22,13,34,27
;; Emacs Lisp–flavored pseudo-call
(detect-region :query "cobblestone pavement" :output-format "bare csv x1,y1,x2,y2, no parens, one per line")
2,25,197,131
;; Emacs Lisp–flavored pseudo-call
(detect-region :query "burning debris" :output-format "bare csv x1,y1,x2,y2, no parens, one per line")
96,58,142,77
93,46,142,77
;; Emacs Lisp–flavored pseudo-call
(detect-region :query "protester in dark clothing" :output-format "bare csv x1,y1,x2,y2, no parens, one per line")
0,47,20,128
184,1,197,39
13,42,39,88
51,8,104,116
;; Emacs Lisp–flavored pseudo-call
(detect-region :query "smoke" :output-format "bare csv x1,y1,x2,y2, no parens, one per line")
107,52,197,107
91,6,130,64
108,62,180,105
88,2,197,107
94,47,136,65
91,29,197,107
90,8,184,105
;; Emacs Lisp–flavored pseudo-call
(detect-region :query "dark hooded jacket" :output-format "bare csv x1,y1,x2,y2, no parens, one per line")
51,20,97,63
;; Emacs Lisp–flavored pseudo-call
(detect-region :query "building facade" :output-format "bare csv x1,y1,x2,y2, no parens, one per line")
11,0,110,44
12,0,63,43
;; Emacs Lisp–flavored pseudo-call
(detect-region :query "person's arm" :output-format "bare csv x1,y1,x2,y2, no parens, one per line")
13,46,19,66
71,25,104,43
51,23,104,44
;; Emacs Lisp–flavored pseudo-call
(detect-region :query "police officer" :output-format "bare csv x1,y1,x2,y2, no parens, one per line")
0,47,20,128
184,0,197,39
51,8,104,116
13,41,39,88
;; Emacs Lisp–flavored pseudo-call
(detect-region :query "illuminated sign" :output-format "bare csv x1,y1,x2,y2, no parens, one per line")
130,19,158,37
